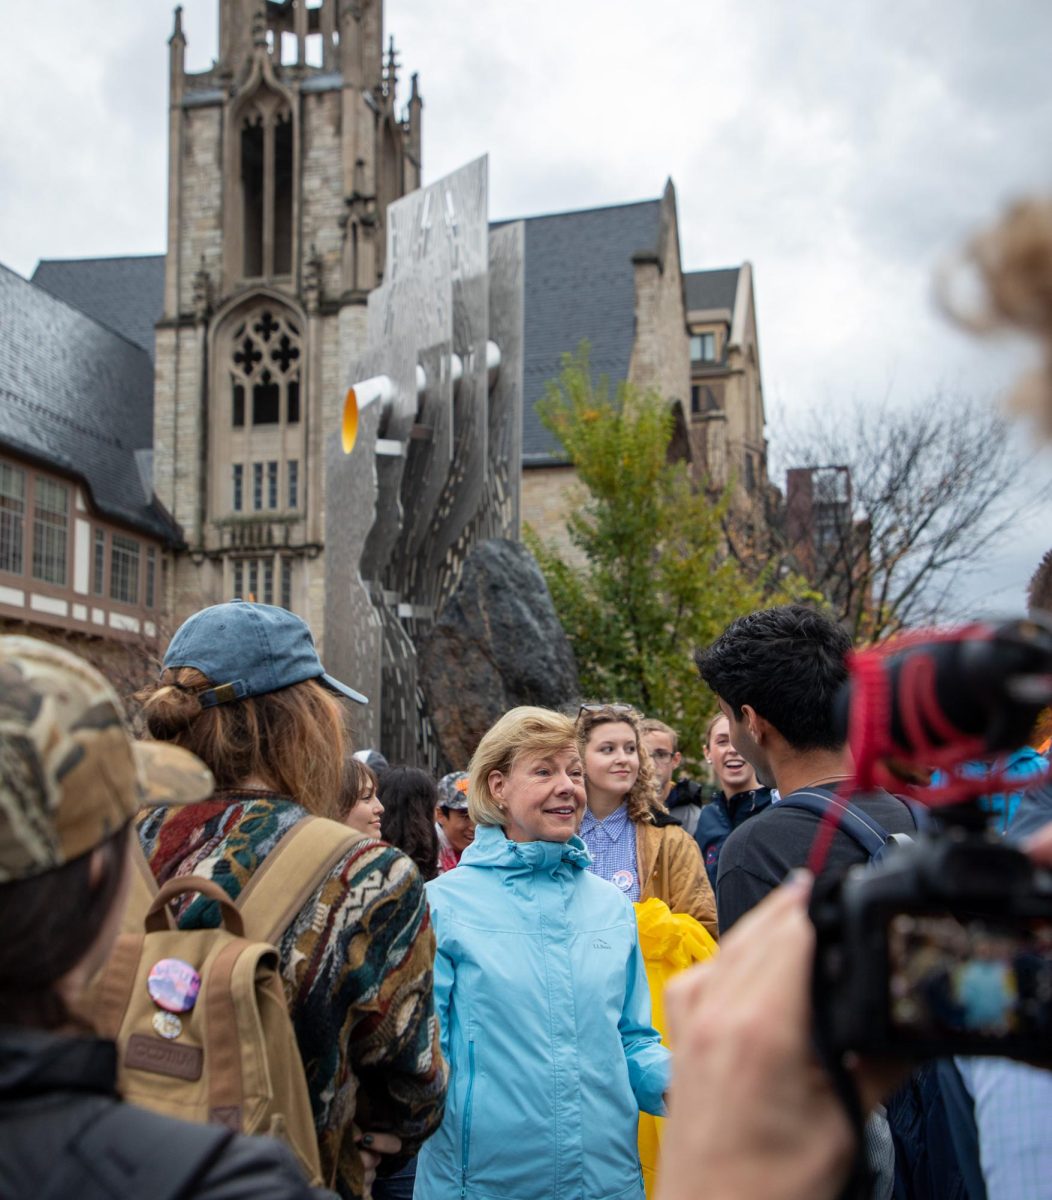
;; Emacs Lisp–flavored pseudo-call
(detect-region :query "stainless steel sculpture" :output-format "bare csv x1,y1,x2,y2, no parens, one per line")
324,156,524,763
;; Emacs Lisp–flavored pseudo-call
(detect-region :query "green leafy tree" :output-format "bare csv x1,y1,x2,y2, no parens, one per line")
525,346,805,769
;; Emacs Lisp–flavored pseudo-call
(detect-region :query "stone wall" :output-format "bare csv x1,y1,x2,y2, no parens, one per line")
521,464,582,563
300,90,345,299
627,185,690,410
178,108,223,314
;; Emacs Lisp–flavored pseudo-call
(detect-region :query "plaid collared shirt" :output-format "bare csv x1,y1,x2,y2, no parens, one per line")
579,803,640,901
956,1056,1052,1198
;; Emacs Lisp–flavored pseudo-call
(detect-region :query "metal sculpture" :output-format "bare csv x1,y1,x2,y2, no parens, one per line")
324,156,524,763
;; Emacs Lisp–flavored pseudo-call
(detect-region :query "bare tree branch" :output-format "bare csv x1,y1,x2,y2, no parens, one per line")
769,393,1052,641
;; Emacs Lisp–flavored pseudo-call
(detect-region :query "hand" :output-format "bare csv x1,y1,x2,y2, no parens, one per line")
355,1131,402,1198
657,873,856,1200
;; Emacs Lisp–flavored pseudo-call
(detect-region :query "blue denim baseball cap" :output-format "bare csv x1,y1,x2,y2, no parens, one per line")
163,599,367,707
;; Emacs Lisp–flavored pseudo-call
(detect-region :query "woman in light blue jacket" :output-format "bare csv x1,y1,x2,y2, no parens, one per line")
415,707,670,1200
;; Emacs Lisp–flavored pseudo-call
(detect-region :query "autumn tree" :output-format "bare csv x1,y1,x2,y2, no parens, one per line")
525,347,805,768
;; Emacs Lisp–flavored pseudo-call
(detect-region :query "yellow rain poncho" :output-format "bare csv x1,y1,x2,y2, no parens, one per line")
634,897,719,1198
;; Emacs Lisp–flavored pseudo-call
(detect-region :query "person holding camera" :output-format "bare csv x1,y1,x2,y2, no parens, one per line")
694,604,918,933
657,820,1052,1200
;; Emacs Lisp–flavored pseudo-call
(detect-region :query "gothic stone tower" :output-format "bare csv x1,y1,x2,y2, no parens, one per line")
153,0,421,644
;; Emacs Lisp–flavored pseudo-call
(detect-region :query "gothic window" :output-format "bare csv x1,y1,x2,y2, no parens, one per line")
241,116,265,277
232,555,287,606
216,303,305,523
280,555,293,609
253,375,280,424
232,464,244,512
273,115,293,276
230,309,301,432
236,91,294,281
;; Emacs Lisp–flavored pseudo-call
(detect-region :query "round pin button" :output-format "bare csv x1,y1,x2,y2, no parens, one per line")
152,1010,183,1040
147,958,202,1014
611,869,635,893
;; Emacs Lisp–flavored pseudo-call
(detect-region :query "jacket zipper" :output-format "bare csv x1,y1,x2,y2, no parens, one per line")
460,1040,476,1198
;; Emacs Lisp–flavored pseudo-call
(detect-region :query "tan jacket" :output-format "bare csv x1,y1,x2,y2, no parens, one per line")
636,819,718,939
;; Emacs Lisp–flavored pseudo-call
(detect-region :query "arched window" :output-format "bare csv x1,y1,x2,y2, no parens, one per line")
234,84,294,281
213,302,305,523
230,307,301,431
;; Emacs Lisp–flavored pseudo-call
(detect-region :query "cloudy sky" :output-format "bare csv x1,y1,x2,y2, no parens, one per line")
3,0,1050,613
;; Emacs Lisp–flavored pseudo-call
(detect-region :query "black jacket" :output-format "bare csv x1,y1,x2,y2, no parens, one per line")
0,1027,334,1200
693,787,774,889
663,779,705,838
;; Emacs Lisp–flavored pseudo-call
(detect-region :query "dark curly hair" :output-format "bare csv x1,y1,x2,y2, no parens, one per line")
695,604,851,752
378,766,440,881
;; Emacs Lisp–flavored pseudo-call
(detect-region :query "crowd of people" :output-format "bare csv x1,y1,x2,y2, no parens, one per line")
3,200,1052,1200
4,580,1048,1200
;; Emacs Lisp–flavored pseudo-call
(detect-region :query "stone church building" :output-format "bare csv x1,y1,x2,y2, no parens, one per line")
1,0,769,663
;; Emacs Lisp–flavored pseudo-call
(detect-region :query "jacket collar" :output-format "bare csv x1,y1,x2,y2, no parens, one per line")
460,823,592,873
0,1027,117,1100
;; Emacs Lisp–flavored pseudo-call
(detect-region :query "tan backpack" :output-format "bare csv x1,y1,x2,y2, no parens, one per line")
89,816,364,1188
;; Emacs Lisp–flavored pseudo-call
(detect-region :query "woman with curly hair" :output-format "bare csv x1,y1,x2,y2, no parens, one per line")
576,703,717,937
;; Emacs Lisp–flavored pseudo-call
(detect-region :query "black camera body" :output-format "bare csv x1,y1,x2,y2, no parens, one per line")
814,615,1052,1062
812,832,1052,1061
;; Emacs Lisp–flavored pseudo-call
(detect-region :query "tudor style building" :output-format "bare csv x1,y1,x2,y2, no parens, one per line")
0,264,173,664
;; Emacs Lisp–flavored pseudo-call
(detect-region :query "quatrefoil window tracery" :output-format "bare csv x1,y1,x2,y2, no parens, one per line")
230,310,301,384
229,308,302,429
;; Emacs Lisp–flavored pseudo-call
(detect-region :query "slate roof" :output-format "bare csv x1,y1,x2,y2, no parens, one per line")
32,255,165,360
504,198,663,465
684,267,740,315
0,264,178,541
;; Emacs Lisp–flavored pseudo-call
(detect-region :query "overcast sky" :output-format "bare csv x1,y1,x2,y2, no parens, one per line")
2,0,1050,615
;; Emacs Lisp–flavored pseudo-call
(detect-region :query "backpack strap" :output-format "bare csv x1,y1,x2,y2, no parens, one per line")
236,816,368,945
121,835,165,934
773,788,892,859
42,1099,234,1200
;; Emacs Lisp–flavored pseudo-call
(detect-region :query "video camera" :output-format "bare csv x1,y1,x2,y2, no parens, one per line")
810,615,1052,1061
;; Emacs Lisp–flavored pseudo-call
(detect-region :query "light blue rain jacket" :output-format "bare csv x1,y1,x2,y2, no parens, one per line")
415,824,670,1200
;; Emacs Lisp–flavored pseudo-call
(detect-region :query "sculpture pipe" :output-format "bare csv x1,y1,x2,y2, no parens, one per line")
342,374,394,453
343,343,501,454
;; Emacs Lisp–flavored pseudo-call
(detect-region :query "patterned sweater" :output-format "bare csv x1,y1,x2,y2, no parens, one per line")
136,791,447,1200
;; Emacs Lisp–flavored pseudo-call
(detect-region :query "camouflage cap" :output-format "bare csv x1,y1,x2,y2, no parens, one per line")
437,771,470,811
0,636,214,884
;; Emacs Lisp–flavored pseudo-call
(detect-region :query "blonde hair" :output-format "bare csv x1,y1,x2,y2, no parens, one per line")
941,198,1052,438
138,667,348,819
575,704,662,822
467,707,580,828
641,717,678,752
704,711,728,748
